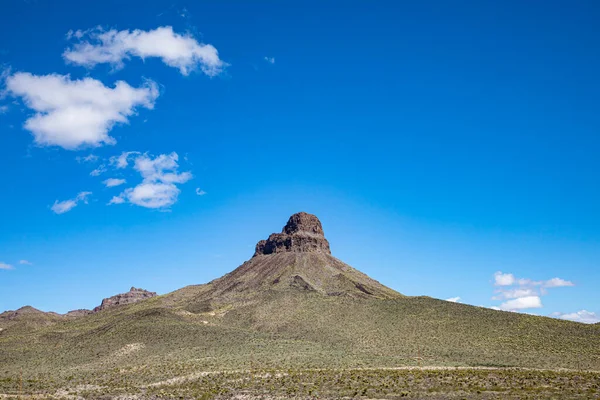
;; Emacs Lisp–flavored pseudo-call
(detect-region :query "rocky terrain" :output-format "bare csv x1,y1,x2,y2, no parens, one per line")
254,212,331,255
92,287,157,313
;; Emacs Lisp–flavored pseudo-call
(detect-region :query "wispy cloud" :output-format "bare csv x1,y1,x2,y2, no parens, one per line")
51,191,92,214
18,260,32,265
64,26,226,76
446,297,461,303
5,72,158,150
0,262,14,270
109,151,140,169
103,178,126,187
264,56,275,64
90,165,107,176
76,154,99,163
195,188,206,196
0,104,8,114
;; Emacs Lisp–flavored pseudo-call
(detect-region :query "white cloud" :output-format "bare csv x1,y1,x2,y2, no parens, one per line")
553,310,600,324
499,296,542,311
493,271,515,286
446,297,461,303
264,56,275,64
90,164,107,176
103,178,126,187
110,151,140,169
110,152,192,209
5,72,158,150
76,154,99,163
0,105,8,114
0,262,14,270
491,271,575,313
195,188,206,196
63,26,226,76
18,260,32,265
108,195,125,205
492,287,537,300
543,277,575,288
50,191,92,214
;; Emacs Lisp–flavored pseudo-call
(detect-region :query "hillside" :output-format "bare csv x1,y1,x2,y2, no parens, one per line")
1,212,599,398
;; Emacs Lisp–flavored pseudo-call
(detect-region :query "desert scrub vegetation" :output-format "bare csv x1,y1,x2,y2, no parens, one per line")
1,368,598,399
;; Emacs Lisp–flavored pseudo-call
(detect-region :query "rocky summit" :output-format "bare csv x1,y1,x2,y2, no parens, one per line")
188,212,401,305
92,287,157,312
254,212,331,256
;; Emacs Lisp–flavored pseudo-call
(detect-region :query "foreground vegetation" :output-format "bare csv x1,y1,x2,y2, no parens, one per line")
1,367,599,399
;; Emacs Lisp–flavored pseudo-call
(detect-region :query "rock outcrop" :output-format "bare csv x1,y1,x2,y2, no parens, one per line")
93,287,157,312
65,309,93,317
254,212,331,256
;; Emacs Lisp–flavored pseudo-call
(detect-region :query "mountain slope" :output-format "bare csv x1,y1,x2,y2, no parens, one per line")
1,212,599,388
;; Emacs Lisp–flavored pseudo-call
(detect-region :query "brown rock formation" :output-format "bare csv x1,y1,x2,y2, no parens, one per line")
254,212,331,256
93,287,156,312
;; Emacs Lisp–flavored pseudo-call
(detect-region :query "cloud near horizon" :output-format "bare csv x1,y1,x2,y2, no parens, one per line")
5,72,158,150
491,271,575,312
552,310,600,324
445,296,461,303
63,26,226,76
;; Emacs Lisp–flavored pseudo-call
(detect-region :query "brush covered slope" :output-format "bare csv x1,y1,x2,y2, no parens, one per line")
1,212,600,389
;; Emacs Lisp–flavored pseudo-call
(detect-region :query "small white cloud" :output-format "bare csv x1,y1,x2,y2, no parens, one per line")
195,188,206,196
0,262,14,270
543,277,575,288
18,260,32,265
0,105,8,114
51,191,92,214
446,297,461,303
108,195,126,205
492,287,537,300
499,295,542,311
553,310,600,324
76,154,99,163
110,151,140,169
103,178,126,187
5,72,158,150
111,152,192,209
493,271,515,286
90,164,107,176
63,26,226,76
264,56,275,64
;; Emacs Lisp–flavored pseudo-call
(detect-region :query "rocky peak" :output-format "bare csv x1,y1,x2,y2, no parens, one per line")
93,287,157,313
254,212,331,256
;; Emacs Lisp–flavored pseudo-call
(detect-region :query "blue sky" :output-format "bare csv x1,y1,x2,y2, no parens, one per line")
1,1,599,323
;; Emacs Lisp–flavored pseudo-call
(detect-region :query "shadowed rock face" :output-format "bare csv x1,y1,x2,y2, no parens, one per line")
93,287,157,312
254,212,331,256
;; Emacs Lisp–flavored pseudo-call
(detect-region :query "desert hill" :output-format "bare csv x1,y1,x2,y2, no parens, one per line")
1,212,599,392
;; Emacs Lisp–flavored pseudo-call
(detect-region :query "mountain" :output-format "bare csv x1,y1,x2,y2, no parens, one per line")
175,212,401,313
93,287,157,313
1,212,599,391
0,306,63,334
